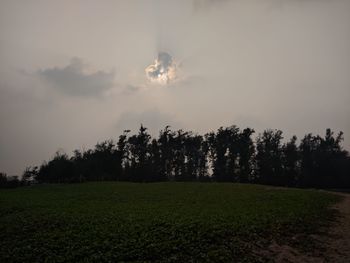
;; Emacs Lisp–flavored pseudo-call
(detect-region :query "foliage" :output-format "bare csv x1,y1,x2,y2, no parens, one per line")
0,173,22,189
26,125,350,188
0,182,340,262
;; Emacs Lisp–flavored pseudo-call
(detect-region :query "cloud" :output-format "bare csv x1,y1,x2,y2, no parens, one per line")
145,52,177,84
193,0,229,11
38,58,115,97
122,84,142,95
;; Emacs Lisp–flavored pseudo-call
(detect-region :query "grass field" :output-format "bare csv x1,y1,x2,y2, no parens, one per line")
0,183,340,262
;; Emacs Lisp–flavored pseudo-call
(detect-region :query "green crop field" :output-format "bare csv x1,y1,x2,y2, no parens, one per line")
0,183,340,262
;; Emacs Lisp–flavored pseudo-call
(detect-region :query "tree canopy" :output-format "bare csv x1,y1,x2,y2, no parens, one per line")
16,126,350,189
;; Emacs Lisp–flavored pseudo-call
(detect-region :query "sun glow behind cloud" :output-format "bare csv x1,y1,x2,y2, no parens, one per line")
145,52,177,85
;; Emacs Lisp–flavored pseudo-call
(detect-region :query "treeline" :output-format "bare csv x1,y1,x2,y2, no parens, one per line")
0,173,22,189
21,125,350,188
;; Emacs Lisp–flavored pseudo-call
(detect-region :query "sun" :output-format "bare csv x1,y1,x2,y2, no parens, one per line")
145,52,177,84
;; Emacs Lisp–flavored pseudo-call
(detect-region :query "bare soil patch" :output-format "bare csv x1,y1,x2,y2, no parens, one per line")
264,192,350,263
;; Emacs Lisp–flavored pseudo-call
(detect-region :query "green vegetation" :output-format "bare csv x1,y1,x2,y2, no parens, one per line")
0,183,340,262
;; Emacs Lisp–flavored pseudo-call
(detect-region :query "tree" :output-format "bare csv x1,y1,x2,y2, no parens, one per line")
30,125,350,188
237,128,255,183
0,172,8,188
226,126,241,182
158,126,175,180
198,136,210,181
127,125,152,182
0,173,21,188
299,129,349,188
22,166,39,184
37,151,75,183
117,130,130,180
183,133,205,181
93,140,119,181
282,136,299,186
207,128,229,182
172,130,187,181
256,130,284,186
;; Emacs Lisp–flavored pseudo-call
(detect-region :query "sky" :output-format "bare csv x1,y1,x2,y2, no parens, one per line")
0,0,349,175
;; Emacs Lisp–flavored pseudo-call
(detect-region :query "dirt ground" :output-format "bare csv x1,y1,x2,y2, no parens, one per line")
321,192,350,262
267,192,350,263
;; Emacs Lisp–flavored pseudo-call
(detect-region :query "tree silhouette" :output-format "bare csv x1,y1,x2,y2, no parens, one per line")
282,136,299,187
158,126,175,180
127,125,152,182
26,125,350,189
37,151,74,183
237,128,255,183
207,128,230,182
256,130,284,186
22,166,39,184
0,172,21,188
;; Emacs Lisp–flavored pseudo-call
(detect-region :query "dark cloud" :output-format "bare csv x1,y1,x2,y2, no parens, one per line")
123,85,141,95
38,58,115,96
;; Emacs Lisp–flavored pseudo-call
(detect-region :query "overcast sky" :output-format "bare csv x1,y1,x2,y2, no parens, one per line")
1,0,349,175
